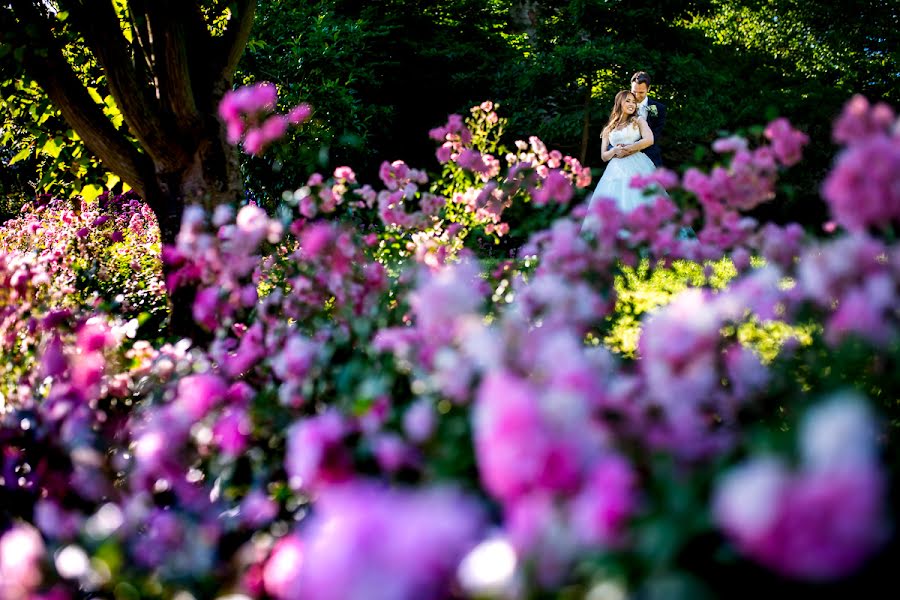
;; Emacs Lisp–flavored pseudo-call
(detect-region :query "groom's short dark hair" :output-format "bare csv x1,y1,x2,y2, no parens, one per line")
631,71,651,87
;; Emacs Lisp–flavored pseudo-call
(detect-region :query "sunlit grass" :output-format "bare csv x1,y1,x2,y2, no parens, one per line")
603,257,813,361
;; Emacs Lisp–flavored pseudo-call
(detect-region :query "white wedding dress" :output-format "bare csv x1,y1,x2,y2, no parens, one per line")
586,122,663,215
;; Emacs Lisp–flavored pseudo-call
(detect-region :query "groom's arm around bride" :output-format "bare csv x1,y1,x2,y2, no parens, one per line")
630,71,666,168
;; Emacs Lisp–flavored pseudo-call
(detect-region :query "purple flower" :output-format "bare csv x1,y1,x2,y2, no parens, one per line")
173,372,229,421
0,523,46,598
264,534,304,599
295,483,484,600
285,412,353,491
270,334,318,383
763,118,809,166
192,286,221,331
213,408,252,456
714,394,887,581
474,370,586,503
240,489,279,528
403,399,436,442
822,134,900,232
569,454,639,548
39,335,67,378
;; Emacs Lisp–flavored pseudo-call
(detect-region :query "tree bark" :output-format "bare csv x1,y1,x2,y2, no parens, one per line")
581,72,593,165
5,0,255,337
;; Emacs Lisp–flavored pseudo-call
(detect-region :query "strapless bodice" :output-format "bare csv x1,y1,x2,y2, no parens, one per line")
609,122,641,146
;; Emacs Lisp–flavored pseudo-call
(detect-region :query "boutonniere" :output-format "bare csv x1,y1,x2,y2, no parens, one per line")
647,104,659,118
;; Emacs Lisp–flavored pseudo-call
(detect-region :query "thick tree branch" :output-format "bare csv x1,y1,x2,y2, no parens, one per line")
142,1,210,133
9,0,154,199
61,0,190,170
214,0,257,83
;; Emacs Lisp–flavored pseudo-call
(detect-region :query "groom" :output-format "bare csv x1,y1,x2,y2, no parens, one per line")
629,71,666,167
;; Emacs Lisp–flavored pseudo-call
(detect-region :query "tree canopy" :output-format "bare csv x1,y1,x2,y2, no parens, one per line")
1,0,256,241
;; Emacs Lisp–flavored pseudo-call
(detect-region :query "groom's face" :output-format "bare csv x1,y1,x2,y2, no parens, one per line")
631,82,649,104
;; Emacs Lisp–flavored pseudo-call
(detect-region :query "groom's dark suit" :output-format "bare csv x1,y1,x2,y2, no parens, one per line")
642,98,666,168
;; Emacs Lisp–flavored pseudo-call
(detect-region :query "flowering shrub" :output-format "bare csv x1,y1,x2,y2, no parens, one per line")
0,192,164,401
0,93,898,599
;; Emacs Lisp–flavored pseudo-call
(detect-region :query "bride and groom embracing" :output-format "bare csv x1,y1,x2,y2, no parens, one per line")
584,71,668,224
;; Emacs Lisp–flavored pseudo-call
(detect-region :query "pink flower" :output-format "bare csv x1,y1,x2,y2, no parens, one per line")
763,118,809,166
714,394,887,581
243,128,265,155
287,103,312,124
213,408,252,456
263,534,304,600
832,94,896,145
569,454,639,548
261,114,289,141
474,370,585,503
333,166,356,182
0,523,46,599
173,372,229,421
296,483,484,600
285,412,352,491
821,135,900,232
532,169,574,205
299,222,333,258
712,135,749,154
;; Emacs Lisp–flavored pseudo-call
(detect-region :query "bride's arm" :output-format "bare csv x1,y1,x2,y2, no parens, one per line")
626,118,655,153
600,131,618,162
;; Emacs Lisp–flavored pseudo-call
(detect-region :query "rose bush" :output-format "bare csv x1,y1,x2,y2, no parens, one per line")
0,93,897,599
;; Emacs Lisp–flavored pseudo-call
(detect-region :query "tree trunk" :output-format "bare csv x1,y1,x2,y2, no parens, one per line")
581,72,593,165
149,114,243,340
5,0,258,339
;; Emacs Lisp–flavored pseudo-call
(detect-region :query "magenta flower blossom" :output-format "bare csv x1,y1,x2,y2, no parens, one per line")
294,483,484,600
832,94,896,145
285,412,353,491
0,522,46,599
218,82,311,155
263,534,305,599
714,394,887,581
173,372,229,421
821,134,900,232
213,408,252,456
474,370,587,503
532,169,574,205
569,454,639,548
764,117,809,167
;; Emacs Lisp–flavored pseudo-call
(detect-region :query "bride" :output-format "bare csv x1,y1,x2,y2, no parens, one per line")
584,90,663,226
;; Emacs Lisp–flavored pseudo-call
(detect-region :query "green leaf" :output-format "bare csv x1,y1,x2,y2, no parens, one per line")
8,147,32,165
80,183,104,203
86,87,103,104
105,172,121,190
40,137,63,159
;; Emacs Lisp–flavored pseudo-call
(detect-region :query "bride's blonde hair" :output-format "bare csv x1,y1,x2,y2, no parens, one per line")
602,90,639,137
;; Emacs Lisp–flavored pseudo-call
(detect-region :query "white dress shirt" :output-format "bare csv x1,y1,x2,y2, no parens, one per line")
637,98,649,119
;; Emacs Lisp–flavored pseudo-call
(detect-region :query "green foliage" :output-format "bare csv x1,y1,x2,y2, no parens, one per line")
238,0,519,206
0,8,127,215
603,257,816,363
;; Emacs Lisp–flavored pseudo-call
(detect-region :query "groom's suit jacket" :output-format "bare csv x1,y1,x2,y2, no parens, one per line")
643,98,666,168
